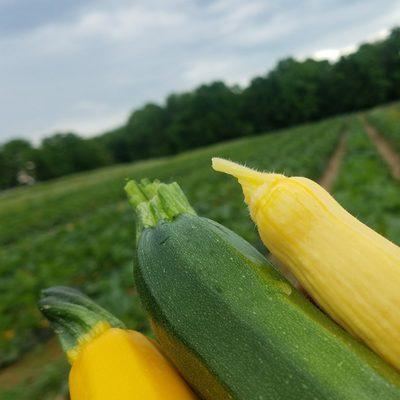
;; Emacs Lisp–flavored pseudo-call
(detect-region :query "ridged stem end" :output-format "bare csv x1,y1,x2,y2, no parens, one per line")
125,179,196,238
211,157,284,206
38,286,125,363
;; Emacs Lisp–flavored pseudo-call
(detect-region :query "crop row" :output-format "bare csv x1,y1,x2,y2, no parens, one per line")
366,103,400,152
333,117,400,245
0,118,343,246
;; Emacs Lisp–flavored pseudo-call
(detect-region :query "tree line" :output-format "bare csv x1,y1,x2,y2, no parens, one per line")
1,28,399,189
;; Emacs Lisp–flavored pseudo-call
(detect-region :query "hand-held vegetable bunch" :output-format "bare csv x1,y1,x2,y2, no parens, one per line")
125,178,400,400
212,157,400,372
38,286,197,400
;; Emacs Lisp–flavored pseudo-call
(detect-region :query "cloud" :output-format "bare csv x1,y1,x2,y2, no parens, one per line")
292,1,400,61
0,0,89,36
312,46,357,62
311,28,391,62
183,56,252,86
27,107,129,145
0,0,399,143
63,5,185,43
46,109,128,136
0,3,186,55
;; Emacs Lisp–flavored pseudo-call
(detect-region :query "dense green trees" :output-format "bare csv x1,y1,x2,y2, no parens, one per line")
32,133,111,180
380,28,400,100
242,58,331,131
164,82,252,152
126,103,170,159
101,82,251,163
327,44,389,113
0,139,34,188
1,27,400,189
0,133,112,186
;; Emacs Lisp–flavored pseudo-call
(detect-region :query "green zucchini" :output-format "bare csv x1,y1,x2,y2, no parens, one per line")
125,179,400,400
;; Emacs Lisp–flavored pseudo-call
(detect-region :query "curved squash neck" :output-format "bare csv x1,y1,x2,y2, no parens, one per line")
212,157,285,208
38,286,125,364
66,321,111,363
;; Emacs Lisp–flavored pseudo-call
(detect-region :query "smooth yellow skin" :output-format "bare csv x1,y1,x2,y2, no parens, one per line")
69,327,198,400
212,157,400,370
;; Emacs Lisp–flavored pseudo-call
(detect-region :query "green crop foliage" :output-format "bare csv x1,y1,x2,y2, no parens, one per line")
0,118,343,372
17,112,400,399
333,116,400,244
367,103,400,152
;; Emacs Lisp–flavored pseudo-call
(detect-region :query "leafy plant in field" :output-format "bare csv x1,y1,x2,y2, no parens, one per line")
367,104,400,153
333,117,400,244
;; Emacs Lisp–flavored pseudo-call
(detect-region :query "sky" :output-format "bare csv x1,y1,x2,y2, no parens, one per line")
1,0,400,144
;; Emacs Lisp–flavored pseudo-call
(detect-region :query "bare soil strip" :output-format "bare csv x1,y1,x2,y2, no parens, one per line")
363,117,400,181
0,338,63,390
319,132,348,191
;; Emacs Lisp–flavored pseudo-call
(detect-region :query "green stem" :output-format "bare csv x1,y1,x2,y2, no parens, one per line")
38,286,125,354
125,179,196,238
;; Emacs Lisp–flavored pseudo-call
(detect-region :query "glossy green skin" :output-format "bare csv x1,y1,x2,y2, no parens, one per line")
136,214,400,400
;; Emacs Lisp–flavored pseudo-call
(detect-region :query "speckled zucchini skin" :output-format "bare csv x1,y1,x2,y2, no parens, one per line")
135,213,400,400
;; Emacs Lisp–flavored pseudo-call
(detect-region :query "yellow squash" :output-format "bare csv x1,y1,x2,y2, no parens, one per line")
39,286,197,400
212,157,400,370
69,324,197,399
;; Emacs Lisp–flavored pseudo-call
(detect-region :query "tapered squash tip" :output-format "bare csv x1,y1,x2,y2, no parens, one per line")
212,158,283,206
212,158,263,181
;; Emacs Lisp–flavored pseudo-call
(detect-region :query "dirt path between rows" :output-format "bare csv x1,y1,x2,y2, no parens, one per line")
319,132,348,191
0,337,63,390
362,117,400,181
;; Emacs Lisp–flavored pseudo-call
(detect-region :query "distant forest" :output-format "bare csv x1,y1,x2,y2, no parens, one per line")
1,28,400,189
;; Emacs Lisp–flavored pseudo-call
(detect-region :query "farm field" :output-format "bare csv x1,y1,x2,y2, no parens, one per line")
367,103,400,153
333,116,400,244
1,103,400,399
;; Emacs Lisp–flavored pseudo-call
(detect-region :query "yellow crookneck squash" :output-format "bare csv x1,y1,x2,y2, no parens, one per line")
212,157,400,371
39,286,197,400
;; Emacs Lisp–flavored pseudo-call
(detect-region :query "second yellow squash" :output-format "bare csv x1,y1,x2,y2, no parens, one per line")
212,157,400,370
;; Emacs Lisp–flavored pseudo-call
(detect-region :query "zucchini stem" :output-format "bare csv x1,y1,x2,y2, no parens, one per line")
125,179,196,237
